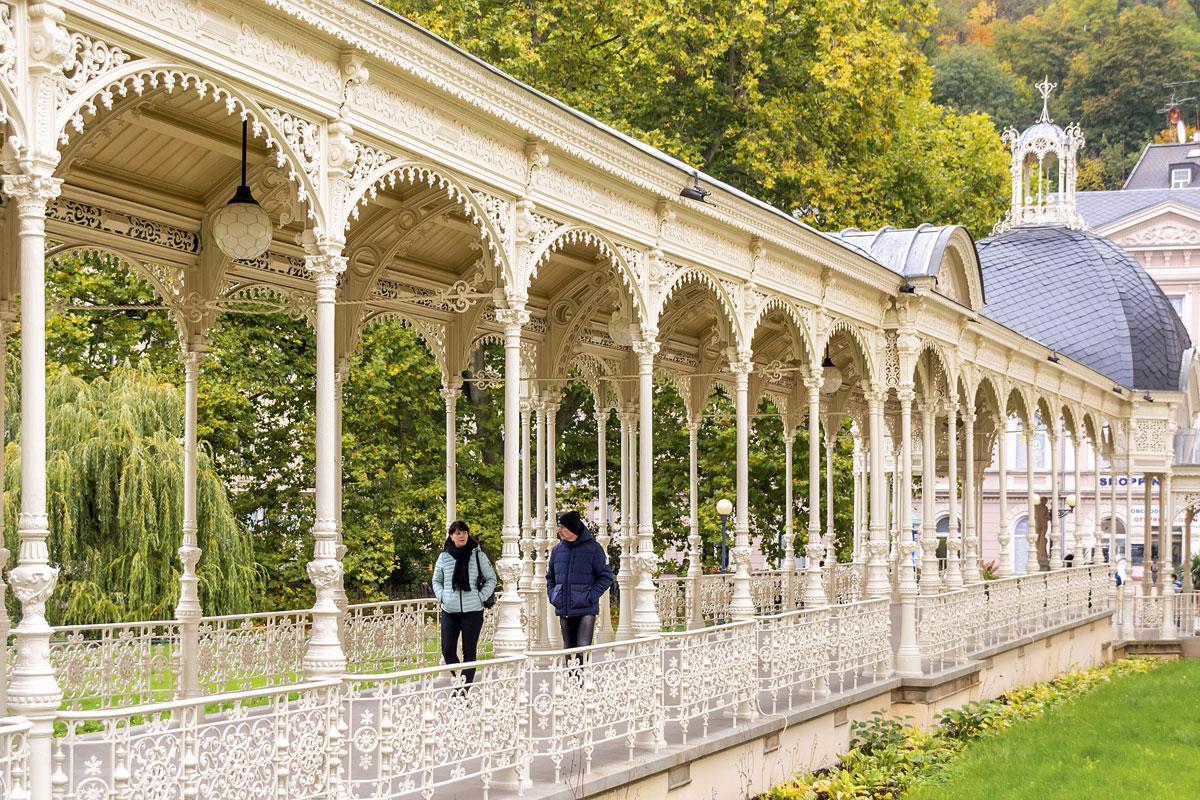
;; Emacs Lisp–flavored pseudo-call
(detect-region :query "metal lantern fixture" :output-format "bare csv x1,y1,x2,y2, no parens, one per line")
820,348,843,395
716,498,733,573
211,119,273,261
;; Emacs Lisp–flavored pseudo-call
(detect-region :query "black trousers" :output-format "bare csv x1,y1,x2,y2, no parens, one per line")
440,609,485,684
558,614,597,650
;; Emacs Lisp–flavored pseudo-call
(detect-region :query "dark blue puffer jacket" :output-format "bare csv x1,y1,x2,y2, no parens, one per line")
545,528,613,618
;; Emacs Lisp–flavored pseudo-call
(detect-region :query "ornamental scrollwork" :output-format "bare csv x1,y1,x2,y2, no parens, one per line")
262,106,322,192
57,31,135,115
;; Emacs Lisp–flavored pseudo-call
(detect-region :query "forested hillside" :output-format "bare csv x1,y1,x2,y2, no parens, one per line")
930,0,1200,188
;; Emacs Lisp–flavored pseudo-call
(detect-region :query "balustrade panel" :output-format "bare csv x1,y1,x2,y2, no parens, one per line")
344,656,524,799
17,620,182,710
654,576,688,631
525,637,661,783
344,599,442,673
197,609,310,693
757,606,833,712
53,680,340,800
829,598,891,691
661,622,757,743
0,717,30,799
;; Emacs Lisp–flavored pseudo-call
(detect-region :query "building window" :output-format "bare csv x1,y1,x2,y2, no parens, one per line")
1171,167,1192,189
1168,294,1185,317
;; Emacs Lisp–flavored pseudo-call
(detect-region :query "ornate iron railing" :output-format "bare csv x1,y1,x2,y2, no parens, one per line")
524,637,662,782
756,605,833,712
0,717,30,799
661,621,757,743
343,655,525,798
52,679,341,800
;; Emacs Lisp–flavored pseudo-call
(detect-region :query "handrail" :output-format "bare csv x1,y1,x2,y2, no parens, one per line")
56,677,341,721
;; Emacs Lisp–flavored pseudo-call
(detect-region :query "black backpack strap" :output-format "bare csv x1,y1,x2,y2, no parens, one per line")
474,548,484,590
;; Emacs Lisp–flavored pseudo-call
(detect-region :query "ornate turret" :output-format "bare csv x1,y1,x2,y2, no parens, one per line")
993,78,1086,234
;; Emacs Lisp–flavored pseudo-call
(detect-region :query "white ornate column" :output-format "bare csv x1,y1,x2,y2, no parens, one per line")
543,393,562,648
615,409,636,640
1080,431,1089,563
595,406,614,642
1107,454,1117,566
853,435,864,560
1160,472,1176,639
442,381,459,527
1090,438,1101,564
920,403,940,592
175,346,205,698
532,395,550,646
1049,420,1063,570
333,368,347,620
0,315,10,714
1159,473,1173,594
729,355,756,619
1184,508,1194,592
997,415,1012,577
493,306,531,655
944,402,963,588
302,247,347,677
519,396,534,592
803,375,826,604
895,388,921,674
1026,421,1038,572
963,406,981,583
777,431,796,606
688,418,705,626
5,168,66,794
1142,475,1153,595
632,339,661,634
824,422,837,566
865,389,891,597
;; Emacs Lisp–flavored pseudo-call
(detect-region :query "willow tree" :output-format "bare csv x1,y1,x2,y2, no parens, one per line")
4,364,261,625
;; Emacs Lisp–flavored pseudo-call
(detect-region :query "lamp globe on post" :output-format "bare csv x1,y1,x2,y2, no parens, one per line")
716,497,733,573
211,119,273,261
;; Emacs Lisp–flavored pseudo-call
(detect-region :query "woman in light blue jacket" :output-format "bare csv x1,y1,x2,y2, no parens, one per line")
432,521,496,684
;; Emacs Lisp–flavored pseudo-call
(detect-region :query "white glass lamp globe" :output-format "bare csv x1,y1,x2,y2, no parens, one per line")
1032,493,1042,505
715,498,733,518
212,184,273,261
820,357,843,395
1066,494,1077,509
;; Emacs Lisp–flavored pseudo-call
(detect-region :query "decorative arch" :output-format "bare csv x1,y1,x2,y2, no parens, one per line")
747,295,815,367
1006,386,1034,428
819,317,877,388
656,266,742,350
913,339,956,398
974,373,1005,424
528,224,647,329
0,81,25,148
360,310,449,382
341,158,509,274
54,59,326,234
43,242,191,340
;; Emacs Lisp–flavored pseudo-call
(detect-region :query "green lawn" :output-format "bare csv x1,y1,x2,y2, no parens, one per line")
907,659,1200,800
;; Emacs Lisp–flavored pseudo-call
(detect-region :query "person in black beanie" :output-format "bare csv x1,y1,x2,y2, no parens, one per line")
432,520,496,684
546,510,613,650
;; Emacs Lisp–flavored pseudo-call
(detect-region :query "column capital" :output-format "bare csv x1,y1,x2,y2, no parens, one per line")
727,354,754,377
304,250,346,285
495,305,530,330
632,337,660,360
2,173,62,208
865,387,888,408
803,372,824,394
896,385,916,404
594,407,612,424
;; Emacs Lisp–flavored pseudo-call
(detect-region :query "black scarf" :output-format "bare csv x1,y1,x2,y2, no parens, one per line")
444,536,478,593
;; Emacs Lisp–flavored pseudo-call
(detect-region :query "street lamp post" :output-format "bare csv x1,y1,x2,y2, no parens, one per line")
717,497,733,573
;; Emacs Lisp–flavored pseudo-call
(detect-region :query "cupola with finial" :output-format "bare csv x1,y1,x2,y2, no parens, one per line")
993,77,1086,234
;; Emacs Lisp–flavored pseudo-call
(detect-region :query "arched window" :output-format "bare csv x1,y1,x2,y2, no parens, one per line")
934,515,949,560
1013,515,1030,573
1100,516,1127,564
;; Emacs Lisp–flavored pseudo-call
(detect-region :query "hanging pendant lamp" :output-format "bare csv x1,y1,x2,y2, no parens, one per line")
211,118,273,261
820,347,843,395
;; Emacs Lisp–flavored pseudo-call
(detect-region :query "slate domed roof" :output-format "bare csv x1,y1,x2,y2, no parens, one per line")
977,225,1190,391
